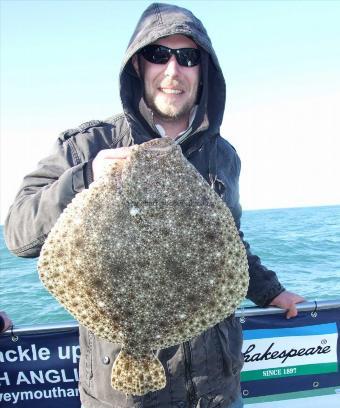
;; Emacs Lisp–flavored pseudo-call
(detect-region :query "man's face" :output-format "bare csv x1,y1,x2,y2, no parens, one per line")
135,35,200,122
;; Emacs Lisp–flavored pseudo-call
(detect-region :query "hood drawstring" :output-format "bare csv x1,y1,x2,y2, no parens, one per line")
208,135,218,189
209,135,226,198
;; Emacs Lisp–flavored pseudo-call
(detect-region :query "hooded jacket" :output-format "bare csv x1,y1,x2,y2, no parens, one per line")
4,3,285,407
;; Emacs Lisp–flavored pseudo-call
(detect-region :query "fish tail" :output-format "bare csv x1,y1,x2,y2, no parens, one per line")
111,349,166,396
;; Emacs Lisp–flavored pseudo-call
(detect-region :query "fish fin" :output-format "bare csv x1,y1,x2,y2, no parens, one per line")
111,349,166,396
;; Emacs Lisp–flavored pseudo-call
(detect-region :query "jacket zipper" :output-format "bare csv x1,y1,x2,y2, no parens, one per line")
183,341,196,407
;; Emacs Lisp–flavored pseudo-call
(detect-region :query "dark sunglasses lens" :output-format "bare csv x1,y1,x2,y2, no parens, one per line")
141,45,170,64
177,48,200,67
140,45,200,67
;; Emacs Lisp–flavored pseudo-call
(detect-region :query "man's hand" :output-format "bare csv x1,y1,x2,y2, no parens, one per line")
0,311,13,333
270,290,305,319
92,147,132,181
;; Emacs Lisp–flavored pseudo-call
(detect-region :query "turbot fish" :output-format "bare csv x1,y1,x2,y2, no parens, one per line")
38,137,249,396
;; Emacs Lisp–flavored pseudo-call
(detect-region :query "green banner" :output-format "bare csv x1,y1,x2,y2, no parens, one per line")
241,362,338,381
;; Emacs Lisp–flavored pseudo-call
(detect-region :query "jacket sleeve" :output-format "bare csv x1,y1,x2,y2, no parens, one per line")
241,228,286,307
4,136,90,258
222,146,285,307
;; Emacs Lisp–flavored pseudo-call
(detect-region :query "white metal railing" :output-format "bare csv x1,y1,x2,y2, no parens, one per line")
2,299,339,336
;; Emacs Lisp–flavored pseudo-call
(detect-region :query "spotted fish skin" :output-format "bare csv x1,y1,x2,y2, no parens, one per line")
38,137,249,395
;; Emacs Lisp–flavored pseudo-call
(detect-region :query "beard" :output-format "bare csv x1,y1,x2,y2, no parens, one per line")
143,80,199,123
145,93,194,122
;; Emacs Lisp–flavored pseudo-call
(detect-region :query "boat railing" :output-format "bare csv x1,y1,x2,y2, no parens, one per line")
4,298,340,335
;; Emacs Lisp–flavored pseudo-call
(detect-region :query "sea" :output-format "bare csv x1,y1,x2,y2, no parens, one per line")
1,205,339,327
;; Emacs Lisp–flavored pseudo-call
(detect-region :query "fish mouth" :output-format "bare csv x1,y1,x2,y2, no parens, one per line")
144,138,178,155
148,146,174,156
147,143,176,153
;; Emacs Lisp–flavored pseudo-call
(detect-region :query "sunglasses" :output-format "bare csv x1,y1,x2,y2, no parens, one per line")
139,44,201,67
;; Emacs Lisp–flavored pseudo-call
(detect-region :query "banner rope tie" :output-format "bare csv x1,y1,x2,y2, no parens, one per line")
311,300,318,318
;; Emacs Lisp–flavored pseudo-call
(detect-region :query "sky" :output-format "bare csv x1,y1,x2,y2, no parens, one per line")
1,0,340,223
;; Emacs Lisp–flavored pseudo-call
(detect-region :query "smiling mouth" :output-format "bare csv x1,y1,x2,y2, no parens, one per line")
159,88,183,95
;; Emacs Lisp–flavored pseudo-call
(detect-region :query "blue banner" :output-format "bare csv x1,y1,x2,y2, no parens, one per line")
0,305,339,407
0,327,80,408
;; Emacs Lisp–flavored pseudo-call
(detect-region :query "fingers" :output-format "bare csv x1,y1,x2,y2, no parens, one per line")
296,294,306,303
269,291,306,319
286,303,298,319
92,147,132,181
286,294,305,319
284,293,305,319
0,311,13,333
98,147,131,160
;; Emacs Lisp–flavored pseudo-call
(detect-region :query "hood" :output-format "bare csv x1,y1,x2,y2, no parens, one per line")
119,2,226,145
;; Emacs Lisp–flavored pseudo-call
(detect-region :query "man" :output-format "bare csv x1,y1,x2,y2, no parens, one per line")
5,3,304,407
